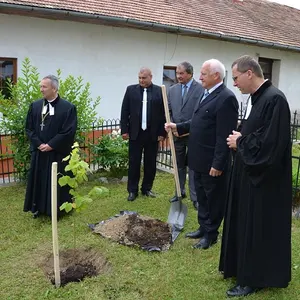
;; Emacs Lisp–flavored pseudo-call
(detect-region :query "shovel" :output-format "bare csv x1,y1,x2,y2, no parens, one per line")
161,85,188,235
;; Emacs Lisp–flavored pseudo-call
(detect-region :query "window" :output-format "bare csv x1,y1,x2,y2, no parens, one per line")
258,57,273,80
0,58,17,99
258,57,281,87
163,66,177,90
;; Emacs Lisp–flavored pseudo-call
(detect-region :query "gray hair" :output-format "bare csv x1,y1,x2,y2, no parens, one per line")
43,75,59,90
232,55,263,78
178,61,194,75
139,67,152,76
205,59,226,80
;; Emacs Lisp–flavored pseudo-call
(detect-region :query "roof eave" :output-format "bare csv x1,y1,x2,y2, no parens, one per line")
0,3,299,53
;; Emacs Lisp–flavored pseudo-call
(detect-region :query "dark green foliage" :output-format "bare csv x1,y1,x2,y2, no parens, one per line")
90,131,129,178
56,69,102,144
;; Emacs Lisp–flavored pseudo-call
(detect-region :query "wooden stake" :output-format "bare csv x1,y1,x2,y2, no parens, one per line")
51,162,61,288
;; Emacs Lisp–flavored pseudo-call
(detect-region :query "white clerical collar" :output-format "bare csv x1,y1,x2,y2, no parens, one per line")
46,97,57,103
244,95,252,120
43,97,56,116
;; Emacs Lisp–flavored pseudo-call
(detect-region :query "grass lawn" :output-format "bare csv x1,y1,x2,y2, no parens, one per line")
1,171,300,300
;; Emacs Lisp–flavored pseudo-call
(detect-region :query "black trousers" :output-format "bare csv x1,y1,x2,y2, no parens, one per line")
127,129,158,193
194,170,227,240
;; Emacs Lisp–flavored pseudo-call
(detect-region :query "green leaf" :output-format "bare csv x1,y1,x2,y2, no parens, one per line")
62,155,70,162
59,202,73,213
74,196,83,209
58,175,70,187
72,142,79,148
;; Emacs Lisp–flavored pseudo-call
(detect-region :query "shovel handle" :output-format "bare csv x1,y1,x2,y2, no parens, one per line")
161,85,182,199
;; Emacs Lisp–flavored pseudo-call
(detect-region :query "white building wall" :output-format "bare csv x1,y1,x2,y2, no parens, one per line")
0,13,299,119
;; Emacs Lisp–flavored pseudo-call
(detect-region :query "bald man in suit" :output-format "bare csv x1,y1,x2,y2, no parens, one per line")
120,68,166,201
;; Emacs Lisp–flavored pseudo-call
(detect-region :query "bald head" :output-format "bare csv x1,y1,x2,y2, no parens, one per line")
139,67,152,76
139,67,153,88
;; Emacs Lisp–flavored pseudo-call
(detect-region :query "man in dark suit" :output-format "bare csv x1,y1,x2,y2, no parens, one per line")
165,59,238,249
168,61,203,209
120,67,166,201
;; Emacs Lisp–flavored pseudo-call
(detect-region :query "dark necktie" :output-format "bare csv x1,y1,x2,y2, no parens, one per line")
182,85,188,105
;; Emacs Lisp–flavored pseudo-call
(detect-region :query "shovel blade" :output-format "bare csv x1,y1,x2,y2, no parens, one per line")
167,200,188,231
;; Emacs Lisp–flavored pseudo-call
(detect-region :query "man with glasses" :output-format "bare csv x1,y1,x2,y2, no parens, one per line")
219,55,292,297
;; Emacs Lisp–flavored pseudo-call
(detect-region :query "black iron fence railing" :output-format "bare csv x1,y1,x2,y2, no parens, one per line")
1,110,300,208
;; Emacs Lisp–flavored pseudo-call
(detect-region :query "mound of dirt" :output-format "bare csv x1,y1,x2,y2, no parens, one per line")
40,248,111,286
92,213,172,251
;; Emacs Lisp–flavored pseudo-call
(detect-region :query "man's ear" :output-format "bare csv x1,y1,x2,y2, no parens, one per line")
246,69,253,79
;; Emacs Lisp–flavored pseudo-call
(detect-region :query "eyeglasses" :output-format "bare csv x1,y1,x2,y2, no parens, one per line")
232,71,246,82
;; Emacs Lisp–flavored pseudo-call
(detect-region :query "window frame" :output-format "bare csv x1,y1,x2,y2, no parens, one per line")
258,57,273,81
163,65,177,89
0,57,18,97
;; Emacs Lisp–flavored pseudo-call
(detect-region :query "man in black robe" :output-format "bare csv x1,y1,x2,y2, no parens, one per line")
24,75,77,217
219,55,292,297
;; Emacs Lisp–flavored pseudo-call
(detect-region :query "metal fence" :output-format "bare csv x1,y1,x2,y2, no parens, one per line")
1,111,300,208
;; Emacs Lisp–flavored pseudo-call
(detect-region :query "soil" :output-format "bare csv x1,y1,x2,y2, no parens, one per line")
93,213,172,251
40,248,111,286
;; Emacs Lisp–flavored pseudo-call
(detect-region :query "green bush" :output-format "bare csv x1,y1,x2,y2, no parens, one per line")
90,129,129,178
0,58,101,180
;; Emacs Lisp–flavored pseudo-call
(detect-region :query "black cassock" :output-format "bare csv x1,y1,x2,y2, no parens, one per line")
219,80,292,288
24,96,77,216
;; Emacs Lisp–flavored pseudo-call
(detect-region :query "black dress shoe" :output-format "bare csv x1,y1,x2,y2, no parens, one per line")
127,192,138,201
193,237,217,249
185,229,204,239
226,285,262,297
169,193,186,202
142,190,156,198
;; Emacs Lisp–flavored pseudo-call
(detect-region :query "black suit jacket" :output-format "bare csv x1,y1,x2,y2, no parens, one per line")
177,84,239,173
120,84,166,141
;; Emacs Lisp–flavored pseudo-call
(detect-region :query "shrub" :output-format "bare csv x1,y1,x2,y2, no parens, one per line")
0,58,101,180
90,129,129,178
